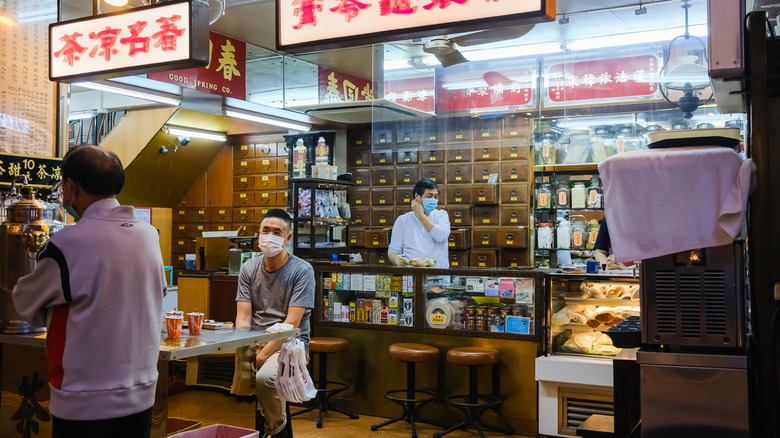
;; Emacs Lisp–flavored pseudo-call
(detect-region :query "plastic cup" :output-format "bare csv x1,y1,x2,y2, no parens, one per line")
188,310,204,335
166,315,183,338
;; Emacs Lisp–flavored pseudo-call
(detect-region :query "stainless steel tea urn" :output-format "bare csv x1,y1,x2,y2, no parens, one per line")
0,191,51,333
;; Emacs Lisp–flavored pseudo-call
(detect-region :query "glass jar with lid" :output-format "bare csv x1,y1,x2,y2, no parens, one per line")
615,124,644,153
570,215,588,250
535,182,553,209
537,223,554,249
555,182,570,209
590,125,616,162
587,176,603,209
534,131,560,165
586,219,600,249
644,124,664,147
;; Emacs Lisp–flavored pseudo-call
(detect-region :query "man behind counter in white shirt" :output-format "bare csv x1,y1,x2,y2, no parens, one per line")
388,178,451,268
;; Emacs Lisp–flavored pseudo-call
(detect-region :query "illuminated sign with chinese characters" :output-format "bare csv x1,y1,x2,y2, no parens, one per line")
544,54,662,107
50,0,209,83
278,0,555,52
148,32,247,99
0,153,62,188
318,67,374,103
436,62,536,112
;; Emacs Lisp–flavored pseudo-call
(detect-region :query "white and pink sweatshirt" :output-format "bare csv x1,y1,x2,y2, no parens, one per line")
13,198,166,421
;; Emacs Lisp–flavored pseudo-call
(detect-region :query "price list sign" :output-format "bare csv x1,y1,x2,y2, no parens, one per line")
0,153,62,188
0,0,57,157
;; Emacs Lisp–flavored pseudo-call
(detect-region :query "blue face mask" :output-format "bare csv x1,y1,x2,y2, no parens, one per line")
422,198,438,214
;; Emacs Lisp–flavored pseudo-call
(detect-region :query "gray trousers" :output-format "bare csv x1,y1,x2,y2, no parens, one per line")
256,351,286,435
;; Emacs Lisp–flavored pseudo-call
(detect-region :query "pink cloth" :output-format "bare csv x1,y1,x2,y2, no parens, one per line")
598,147,754,262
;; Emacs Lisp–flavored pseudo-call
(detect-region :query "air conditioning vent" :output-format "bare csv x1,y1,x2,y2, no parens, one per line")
704,272,727,334
679,274,703,338
558,386,614,436
655,271,678,333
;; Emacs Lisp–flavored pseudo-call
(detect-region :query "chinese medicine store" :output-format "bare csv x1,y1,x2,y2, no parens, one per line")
3,0,777,436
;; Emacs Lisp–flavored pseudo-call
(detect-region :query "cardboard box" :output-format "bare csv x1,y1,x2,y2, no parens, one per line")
169,424,259,438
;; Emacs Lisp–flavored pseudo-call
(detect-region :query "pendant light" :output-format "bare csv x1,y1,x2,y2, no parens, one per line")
658,0,713,119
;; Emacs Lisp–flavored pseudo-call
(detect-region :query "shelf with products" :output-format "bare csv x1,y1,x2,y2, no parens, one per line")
292,179,353,260
533,165,605,268
312,264,545,341
547,273,640,358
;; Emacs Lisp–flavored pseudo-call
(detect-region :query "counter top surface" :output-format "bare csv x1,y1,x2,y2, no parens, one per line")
0,328,300,361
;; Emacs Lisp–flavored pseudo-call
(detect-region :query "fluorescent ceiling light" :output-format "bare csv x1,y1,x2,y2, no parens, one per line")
16,8,56,23
464,42,563,62
73,81,181,106
165,126,227,142
104,0,129,5
384,56,440,71
68,111,95,120
567,24,709,51
225,109,311,132
0,15,16,26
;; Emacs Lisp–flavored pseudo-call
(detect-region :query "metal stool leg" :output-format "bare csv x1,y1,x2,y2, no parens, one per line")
371,362,437,438
290,352,359,427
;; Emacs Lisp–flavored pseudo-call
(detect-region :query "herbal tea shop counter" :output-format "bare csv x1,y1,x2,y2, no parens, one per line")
309,263,545,437
0,327,299,438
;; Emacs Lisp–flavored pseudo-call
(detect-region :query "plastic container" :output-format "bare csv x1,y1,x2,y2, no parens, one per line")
535,132,560,165
169,424,259,438
570,216,588,250
555,183,570,209
615,125,644,153
590,126,615,162
535,182,553,209
571,182,587,209
166,313,183,339
587,177,603,209
187,310,204,335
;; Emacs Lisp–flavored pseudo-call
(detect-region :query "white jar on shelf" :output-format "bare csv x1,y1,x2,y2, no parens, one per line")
571,182,587,209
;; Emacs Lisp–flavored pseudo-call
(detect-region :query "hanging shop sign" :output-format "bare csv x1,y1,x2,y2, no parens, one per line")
436,62,536,112
0,153,62,188
384,76,435,113
543,53,663,108
318,67,375,103
50,0,209,83
278,0,556,53
148,32,246,99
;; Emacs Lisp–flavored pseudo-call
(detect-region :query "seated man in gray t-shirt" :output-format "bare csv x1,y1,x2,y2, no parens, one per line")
235,209,315,438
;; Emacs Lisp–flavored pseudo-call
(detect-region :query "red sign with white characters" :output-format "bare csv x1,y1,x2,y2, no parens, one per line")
148,32,246,99
545,54,660,105
436,64,535,112
279,0,554,52
384,76,435,112
318,67,374,103
50,0,209,82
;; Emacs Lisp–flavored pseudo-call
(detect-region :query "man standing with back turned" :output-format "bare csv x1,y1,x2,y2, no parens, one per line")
12,144,167,438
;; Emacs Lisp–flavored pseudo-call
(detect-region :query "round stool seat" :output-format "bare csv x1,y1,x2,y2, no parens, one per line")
446,347,500,366
309,337,350,354
388,343,439,363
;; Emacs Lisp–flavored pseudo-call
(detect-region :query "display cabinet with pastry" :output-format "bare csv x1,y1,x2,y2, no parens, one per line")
548,276,640,356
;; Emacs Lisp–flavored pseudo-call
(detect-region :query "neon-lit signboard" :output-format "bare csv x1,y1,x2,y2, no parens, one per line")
50,0,209,83
278,0,555,53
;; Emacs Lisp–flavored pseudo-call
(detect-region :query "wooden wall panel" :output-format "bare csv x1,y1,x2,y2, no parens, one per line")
206,146,234,207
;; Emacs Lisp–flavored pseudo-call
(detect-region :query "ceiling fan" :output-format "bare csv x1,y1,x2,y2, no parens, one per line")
410,24,536,68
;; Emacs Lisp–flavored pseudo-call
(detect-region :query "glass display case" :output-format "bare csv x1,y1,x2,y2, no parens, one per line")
422,274,537,336
291,179,352,260
320,271,415,326
547,273,640,357
313,265,544,340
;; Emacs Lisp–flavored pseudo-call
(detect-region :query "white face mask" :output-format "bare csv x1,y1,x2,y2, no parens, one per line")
257,233,288,257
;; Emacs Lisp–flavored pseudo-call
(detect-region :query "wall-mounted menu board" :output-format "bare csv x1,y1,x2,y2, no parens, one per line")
0,0,56,157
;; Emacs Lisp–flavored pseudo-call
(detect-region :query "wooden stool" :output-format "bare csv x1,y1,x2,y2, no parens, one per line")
290,337,359,427
371,343,439,438
434,347,513,438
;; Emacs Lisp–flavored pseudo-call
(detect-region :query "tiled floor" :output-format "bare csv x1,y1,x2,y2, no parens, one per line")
168,389,533,437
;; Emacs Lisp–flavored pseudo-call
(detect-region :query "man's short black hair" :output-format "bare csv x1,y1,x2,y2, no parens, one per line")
413,178,439,198
62,144,125,196
262,208,292,232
